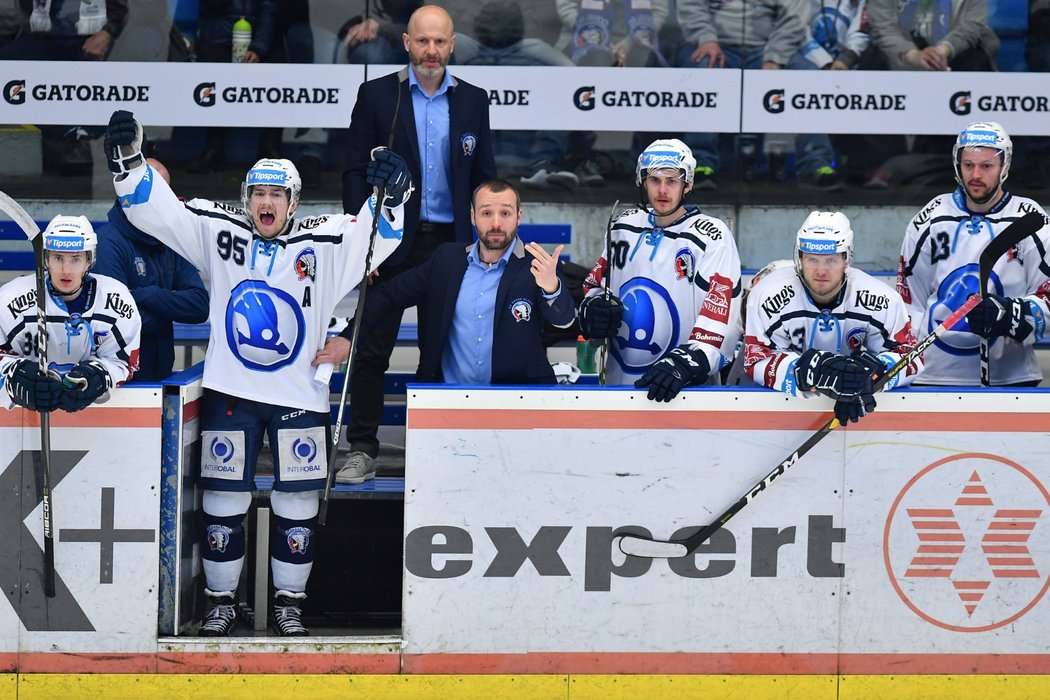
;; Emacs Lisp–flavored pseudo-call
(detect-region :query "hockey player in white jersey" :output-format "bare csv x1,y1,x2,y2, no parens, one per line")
745,211,922,424
898,121,1050,386
579,138,741,396
1,215,141,412
104,110,410,637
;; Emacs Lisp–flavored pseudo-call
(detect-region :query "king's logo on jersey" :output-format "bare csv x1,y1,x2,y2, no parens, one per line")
225,280,305,371
613,277,679,373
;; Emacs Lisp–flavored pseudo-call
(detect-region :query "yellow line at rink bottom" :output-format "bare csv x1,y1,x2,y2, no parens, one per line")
3,674,1050,699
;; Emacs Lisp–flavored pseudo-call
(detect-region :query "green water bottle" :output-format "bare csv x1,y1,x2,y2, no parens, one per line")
232,17,252,63
576,335,596,374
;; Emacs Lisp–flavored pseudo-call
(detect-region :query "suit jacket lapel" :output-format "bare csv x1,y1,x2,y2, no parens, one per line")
395,68,420,167
494,239,527,327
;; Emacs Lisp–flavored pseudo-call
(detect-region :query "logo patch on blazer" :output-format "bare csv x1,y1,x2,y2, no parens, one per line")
510,298,532,322
461,132,477,157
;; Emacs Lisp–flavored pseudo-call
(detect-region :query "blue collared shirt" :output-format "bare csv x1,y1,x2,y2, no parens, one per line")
442,242,516,384
408,68,454,224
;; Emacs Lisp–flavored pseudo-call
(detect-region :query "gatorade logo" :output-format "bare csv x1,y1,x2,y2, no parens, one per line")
194,82,216,107
574,86,596,111
763,89,786,114
3,79,25,105
950,90,972,116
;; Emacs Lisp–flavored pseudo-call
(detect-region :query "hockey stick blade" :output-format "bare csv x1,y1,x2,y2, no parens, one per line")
616,292,983,559
0,190,40,240
977,211,1045,385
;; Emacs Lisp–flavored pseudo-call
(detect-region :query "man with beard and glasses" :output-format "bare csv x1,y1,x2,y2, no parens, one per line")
898,121,1050,386
322,179,575,407
334,3,496,485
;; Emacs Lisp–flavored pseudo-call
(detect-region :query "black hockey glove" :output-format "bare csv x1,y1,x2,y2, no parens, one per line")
851,349,889,386
965,294,1034,341
795,349,872,400
59,360,111,413
4,359,64,412
366,147,412,207
834,391,877,425
104,109,145,175
579,293,624,340
634,346,711,402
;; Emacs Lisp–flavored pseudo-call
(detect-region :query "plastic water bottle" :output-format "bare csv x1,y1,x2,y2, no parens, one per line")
576,335,597,374
232,17,252,63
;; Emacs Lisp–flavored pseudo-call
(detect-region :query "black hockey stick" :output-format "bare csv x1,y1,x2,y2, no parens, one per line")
978,211,1045,386
598,199,619,385
616,293,981,558
0,191,55,596
320,77,403,525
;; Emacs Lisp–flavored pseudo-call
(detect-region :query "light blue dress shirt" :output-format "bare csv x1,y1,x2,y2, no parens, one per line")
408,68,454,224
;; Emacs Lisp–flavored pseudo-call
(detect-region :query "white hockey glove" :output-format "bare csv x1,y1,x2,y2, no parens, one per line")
104,109,145,175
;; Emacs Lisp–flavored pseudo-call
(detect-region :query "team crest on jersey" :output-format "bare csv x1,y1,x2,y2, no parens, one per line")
846,327,867,354
92,330,109,352
294,248,317,282
929,264,985,356
225,280,306,372
286,527,311,554
510,298,532,322
673,248,695,281
133,256,146,278
612,276,680,373
461,132,477,157
206,524,232,553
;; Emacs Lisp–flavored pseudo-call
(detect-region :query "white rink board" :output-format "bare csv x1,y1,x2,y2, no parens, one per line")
403,387,1050,661
0,387,161,655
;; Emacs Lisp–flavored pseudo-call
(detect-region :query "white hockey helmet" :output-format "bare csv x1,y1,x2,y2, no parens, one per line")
636,138,696,186
42,215,97,268
794,210,853,275
241,158,302,210
953,121,1012,189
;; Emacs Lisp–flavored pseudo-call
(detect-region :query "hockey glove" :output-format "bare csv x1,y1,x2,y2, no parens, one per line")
795,349,872,400
59,360,111,413
965,294,1034,341
4,359,64,412
104,110,145,175
834,391,877,425
579,293,624,339
851,349,890,386
634,346,711,402
366,147,413,207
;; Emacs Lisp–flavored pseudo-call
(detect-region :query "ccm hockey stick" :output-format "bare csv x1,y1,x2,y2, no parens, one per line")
598,199,619,385
0,191,55,596
978,210,1045,386
616,293,981,558
617,212,1045,558
320,78,403,525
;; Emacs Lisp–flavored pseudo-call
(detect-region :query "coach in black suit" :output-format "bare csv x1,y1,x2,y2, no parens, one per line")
335,4,497,483
359,179,575,385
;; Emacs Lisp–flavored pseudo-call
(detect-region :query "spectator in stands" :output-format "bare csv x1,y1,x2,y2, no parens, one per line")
315,178,575,460
93,158,209,383
338,4,496,486
520,0,673,190
0,0,128,174
864,0,999,70
1029,0,1050,71
897,122,1050,386
337,0,419,64
799,0,869,70
188,1,279,173
676,0,844,191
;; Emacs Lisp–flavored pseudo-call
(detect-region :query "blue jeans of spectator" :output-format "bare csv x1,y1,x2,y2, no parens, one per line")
676,44,835,178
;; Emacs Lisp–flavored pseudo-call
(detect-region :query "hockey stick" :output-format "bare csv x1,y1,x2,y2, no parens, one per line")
616,293,981,558
319,81,403,525
598,199,619,385
0,191,55,596
978,211,1044,386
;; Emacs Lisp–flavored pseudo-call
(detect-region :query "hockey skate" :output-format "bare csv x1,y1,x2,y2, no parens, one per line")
272,590,309,636
198,589,238,637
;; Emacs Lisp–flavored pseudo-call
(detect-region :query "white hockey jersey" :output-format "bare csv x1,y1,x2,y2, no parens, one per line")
0,273,141,410
114,162,405,413
744,266,921,395
898,190,1050,386
583,205,742,385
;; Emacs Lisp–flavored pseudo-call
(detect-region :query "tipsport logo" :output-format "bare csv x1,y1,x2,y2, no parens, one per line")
884,453,1050,632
